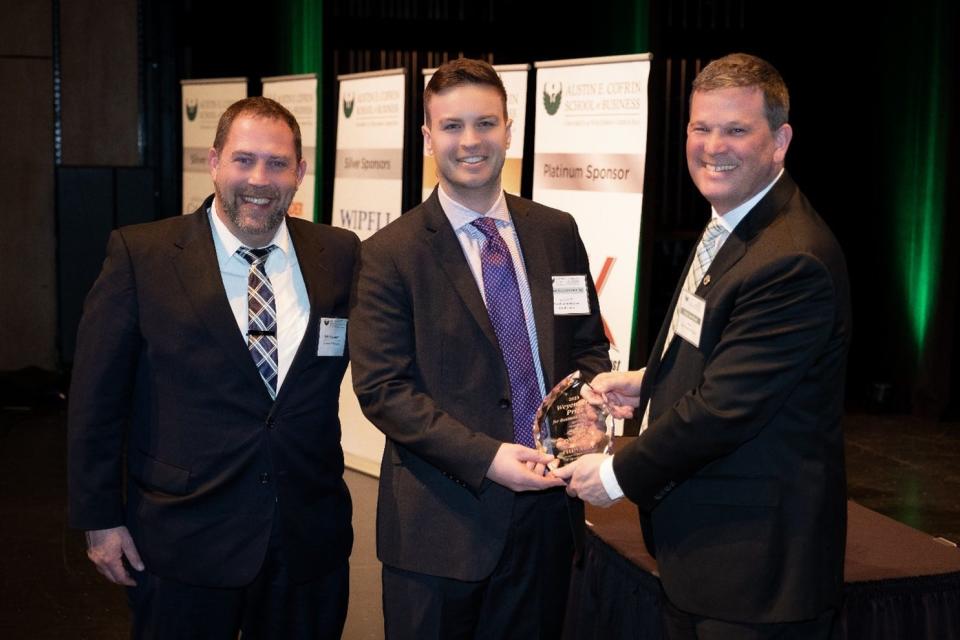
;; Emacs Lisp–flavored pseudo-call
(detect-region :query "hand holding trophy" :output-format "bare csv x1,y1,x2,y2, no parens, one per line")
533,371,613,469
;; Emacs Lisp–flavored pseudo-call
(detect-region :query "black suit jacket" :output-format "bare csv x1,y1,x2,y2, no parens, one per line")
68,195,359,587
613,173,851,622
349,191,610,581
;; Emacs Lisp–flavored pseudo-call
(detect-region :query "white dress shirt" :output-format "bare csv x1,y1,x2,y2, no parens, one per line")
208,201,310,392
437,186,547,399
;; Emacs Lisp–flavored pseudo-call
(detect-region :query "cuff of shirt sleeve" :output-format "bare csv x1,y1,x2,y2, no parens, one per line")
599,455,625,500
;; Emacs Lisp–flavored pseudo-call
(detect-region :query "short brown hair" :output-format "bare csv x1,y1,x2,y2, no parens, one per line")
423,58,508,126
212,96,303,162
692,53,790,130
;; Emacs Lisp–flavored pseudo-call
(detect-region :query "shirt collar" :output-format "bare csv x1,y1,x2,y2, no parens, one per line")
437,186,511,232
209,197,292,268
712,168,784,233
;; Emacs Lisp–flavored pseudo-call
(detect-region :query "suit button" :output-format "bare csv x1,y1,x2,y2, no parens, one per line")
498,399,511,409
265,417,275,429
259,473,271,484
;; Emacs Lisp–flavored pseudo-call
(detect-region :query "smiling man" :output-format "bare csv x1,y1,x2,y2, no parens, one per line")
349,58,610,638
68,97,359,639
557,54,852,639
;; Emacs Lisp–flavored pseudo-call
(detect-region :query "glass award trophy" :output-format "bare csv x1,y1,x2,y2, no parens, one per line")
533,370,613,468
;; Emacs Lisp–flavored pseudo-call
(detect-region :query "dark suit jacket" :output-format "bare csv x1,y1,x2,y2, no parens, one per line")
349,190,610,581
68,195,359,587
613,173,851,623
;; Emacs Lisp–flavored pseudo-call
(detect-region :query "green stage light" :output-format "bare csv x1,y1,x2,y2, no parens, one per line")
285,0,323,221
893,5,948,357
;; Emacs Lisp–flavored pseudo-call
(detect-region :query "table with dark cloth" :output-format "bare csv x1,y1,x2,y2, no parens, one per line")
564,461,960,639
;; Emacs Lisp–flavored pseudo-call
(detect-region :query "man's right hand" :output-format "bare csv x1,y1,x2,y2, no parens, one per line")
85,526,144,586
486,443,566,492
583,369,645,419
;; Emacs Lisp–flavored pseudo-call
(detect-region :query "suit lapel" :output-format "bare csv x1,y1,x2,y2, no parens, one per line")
695,172,797,295
172,200,267,393
275,218,330,403
696,232,746,296
509,196,556,386
651,173,798,379
422,193,501,351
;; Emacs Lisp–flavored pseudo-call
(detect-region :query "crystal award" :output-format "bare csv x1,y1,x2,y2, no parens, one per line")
533,370,613,468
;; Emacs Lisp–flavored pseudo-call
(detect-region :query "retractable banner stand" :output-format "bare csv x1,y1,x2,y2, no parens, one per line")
262,73,318,221
421,64,529,202
180,78,247,214
533,54,651,434
332,68,406,476
332,68,405,239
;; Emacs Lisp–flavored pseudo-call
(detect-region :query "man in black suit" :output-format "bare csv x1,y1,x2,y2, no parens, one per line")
558,53,851,639
68,97,359,639
349,58,610,638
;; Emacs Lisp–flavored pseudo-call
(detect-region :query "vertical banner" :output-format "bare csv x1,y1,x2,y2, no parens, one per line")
421,64,529,202
331,68,406,476
533,54,651,425
180,78,247,214
332,68,406,240
262,74,318,221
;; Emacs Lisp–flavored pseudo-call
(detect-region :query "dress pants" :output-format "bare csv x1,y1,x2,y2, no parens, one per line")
382,488,578,640
126,523,349,640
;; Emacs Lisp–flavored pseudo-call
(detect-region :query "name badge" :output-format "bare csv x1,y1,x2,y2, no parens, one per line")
552,275,590,315
317,317,347,356
675,291,706,348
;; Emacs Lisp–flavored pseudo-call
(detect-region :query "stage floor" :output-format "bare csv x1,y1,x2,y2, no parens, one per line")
1,406,958,638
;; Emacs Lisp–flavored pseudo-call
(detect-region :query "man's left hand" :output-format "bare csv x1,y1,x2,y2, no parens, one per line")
553,453,617,507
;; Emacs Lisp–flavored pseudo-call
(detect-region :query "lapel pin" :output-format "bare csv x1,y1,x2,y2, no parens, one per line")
702,275,711,286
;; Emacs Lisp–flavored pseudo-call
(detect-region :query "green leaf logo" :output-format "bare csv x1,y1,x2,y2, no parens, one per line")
543,82,562,116
185,98,199,121
343,93,355,118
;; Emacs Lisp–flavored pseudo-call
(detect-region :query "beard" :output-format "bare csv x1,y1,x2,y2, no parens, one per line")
215,183,292,238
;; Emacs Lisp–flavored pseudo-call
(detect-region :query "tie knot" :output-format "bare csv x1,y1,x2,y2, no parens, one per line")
237,245,275,266
700,220,728,253
703,219,727,242
470,216,500,240
703,218,727,242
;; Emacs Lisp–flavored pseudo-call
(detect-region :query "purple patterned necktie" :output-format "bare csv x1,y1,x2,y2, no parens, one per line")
471,216,539,448
237,246,279,398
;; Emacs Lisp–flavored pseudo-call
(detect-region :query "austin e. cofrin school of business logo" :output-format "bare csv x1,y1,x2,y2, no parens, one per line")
543,82,562,115
342,92,355,118
185,98,199,121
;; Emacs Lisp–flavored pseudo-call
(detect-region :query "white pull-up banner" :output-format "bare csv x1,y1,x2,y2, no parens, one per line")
180,78,247,214
262,73,318,221
331,68,406,476
332,68,406,240
421,64,529,201
533,54,651,386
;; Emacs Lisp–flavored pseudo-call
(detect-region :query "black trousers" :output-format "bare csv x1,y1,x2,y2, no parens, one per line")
382,488,578,640
126,527,349,640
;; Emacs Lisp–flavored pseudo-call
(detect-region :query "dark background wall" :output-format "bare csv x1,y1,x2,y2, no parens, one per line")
1,1,57,371
2,0,957,419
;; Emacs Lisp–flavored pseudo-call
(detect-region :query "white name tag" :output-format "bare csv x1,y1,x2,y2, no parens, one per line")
675,291,706,348
552,275,590,315
317,317,348,356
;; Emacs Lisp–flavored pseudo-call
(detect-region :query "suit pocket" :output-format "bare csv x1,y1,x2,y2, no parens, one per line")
129,449,191,496
681,476,780,508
